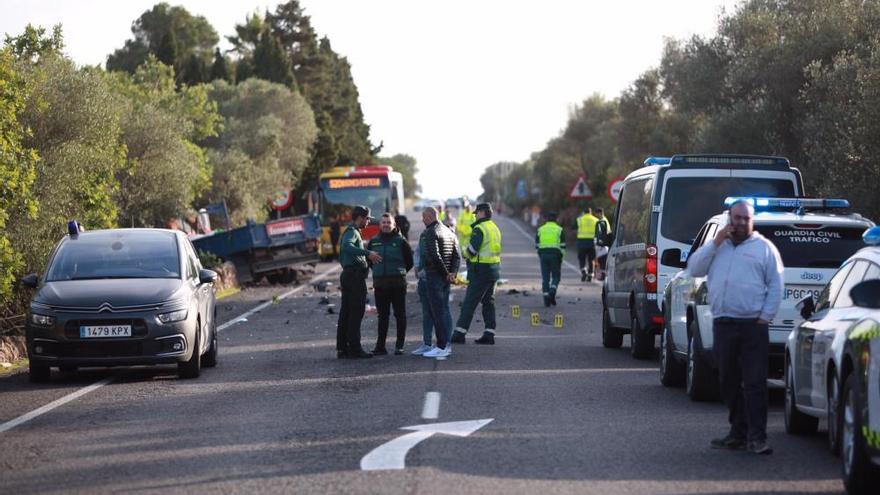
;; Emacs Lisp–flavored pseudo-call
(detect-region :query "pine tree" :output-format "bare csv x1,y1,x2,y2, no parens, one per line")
209,48,230,82
180,53,205,86
253,27,296,90
156,31,177,68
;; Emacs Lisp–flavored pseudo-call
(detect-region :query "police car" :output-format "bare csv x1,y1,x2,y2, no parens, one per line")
660,198,872,402
784,226,880,493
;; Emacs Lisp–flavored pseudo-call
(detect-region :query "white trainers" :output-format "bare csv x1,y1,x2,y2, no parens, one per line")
411,344,433,355
423,346,451,358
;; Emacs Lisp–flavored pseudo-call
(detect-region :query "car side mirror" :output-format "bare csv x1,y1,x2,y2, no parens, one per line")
199,269,218,285
850,279,880,309
660,249,687,269
796,295,816,319
21,273,39,288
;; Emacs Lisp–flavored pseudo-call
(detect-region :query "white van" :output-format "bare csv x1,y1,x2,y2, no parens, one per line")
602,155,805,359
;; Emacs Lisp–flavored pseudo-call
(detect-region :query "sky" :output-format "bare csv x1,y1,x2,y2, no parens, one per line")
2,0,741,200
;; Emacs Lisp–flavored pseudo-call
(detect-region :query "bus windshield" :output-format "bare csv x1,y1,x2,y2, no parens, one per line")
320,179,390,223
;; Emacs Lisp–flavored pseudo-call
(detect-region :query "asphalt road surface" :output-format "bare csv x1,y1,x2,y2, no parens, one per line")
0,214,846,494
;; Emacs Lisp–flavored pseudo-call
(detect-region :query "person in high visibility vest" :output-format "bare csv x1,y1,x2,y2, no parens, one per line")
575,207,599,282
451,202,501,345
536,212,566,307
455,202,477,258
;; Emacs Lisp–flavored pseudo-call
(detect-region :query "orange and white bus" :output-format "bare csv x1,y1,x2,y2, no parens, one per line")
315,165,405,259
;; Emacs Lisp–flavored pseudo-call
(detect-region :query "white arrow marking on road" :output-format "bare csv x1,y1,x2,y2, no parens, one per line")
360,418,494,471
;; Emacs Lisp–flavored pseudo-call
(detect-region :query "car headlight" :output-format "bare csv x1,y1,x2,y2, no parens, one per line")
30,313,55,327
157,309,188,324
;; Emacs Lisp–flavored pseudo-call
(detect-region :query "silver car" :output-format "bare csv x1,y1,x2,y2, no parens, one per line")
23,228,218,382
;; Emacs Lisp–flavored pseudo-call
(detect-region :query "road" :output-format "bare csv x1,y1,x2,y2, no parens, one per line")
0,214,845,494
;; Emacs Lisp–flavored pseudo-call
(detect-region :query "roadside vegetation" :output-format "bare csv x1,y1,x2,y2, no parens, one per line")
483,0,880,228
0,1,421,316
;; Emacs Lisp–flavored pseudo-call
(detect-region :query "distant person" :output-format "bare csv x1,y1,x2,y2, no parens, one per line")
367,213,414,355
336,206,382,359
594,208,612,281
686,199,783,455
394,213,411,240
416,207,460,359
536,212,565,307
575,207,599,282
451,202,502,345
456,201,476,258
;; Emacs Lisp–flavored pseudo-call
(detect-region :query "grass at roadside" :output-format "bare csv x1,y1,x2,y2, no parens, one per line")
216,287,241,300
0,358,28,377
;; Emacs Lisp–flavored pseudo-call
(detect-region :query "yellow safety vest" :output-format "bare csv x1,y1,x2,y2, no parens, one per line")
470,220,502,264
439,210,446,222
577,213,599,239
456,210,476,241
537,222,564,252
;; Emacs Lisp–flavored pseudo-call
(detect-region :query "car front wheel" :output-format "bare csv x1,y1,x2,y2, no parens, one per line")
660,326,685,387
828,373,843,455
178,327,202,379
841,373,880,494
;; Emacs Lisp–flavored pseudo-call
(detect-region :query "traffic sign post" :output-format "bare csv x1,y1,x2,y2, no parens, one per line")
569,176,593,200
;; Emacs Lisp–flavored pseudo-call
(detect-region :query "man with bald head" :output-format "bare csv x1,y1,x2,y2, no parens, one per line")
686,199,784,455
414,206,460,359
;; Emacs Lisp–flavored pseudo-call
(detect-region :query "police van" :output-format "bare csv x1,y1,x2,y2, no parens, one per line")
602,155,805,359
660,197,872,400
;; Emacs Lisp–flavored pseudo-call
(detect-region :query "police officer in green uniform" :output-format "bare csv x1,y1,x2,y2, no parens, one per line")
450,202,502,345
336,205,382,359
367,213,414,355
536,212,565,307
575,207,599,282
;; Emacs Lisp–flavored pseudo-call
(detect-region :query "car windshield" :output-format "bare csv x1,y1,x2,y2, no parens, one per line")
45,231,181,281
755,224,867,268
661,177,796,244
320,182,390,223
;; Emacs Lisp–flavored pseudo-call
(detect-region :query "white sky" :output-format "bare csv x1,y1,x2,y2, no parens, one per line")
2,0,741,200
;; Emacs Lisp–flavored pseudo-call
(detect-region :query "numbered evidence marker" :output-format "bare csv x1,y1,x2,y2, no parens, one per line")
554,314,564,328
511,305,521,318
530,313,540,327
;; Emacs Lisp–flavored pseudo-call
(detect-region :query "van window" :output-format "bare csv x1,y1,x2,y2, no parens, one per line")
754,225,866,268
660,177,795,244
616,178,654,246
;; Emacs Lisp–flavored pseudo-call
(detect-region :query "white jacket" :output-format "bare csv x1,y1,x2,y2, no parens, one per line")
686,232,784,322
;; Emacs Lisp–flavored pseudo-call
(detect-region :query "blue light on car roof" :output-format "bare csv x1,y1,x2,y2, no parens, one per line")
643,156,671,166
67,220,80,236
722,197,850,210
864,226,880,246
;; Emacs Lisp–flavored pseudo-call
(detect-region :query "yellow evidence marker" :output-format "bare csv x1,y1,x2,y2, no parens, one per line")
512,305,521,318
530,313,540,327
554,314,564,328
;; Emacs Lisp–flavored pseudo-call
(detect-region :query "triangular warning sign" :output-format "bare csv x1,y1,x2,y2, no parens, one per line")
569,176,593,199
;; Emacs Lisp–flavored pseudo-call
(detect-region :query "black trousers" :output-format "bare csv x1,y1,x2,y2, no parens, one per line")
375,285,407,350
577,246,596,273
713,318,769,442
337,267,368,354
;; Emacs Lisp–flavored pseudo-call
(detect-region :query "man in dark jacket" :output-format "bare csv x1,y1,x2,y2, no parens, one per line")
336,205,382,359
418,206,460,359
367,213,414,355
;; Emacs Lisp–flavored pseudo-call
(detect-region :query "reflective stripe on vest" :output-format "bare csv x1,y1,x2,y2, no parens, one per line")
473,220,502,264
577,214,598,239
537,222,563,250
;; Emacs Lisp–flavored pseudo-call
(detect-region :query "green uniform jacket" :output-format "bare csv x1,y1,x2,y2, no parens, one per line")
339,224,369,269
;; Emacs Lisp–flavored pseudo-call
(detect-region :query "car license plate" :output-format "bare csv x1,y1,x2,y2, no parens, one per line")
80,325,132,338
783,285,821,301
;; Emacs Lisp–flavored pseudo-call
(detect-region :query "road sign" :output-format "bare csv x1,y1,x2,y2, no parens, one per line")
360,419,494,471
271,189,293,211
607,178,624,203
511,305,520,318
569,176,593,199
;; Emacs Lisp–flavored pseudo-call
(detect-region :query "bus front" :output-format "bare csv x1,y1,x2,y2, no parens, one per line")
317,173,392,258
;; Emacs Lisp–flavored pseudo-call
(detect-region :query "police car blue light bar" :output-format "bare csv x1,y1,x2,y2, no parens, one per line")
643,156,671,166
864,226,880,246
723,197,850,210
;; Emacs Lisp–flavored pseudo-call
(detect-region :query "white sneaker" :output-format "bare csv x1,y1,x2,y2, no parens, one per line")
411,344,433,355
424,346,450,358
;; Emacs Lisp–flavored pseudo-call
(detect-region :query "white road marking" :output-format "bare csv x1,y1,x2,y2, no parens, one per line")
360,418,493,471
421,391,441,419
0,264,341,435
0,376,113,434
506,218,581,275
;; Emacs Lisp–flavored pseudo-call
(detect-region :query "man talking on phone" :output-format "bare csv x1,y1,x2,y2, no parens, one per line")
686,199,784,455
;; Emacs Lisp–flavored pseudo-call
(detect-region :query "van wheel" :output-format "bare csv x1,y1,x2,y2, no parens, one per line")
660,326,685,387
29,361,51,383
828,373,843,455
841,373,880,494
602,307,623,348
784,359,818,434
178,328,202,379
686,326,718,401
630,315,654,359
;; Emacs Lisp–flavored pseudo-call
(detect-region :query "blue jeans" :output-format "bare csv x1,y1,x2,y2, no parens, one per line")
419,272,452,348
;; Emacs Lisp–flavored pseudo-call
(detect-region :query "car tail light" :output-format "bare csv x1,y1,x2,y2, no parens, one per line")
644,244,658,293
651,315,664,325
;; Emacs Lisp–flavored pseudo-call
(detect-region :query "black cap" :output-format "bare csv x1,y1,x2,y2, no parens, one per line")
351,205,372,220
475,202,492,214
